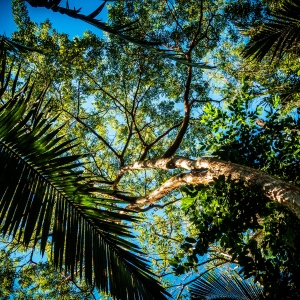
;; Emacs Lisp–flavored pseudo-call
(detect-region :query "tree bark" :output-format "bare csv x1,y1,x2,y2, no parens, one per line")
123,157,300,218
162,64,192,158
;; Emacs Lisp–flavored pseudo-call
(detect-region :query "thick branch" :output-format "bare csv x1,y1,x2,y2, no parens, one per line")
133,198,181,212
139,121,182,161
162,1,207,158
120,114,133,162
124,157,300,218
162,65,192,158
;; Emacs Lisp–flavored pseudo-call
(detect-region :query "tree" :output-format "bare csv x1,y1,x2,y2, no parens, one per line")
17,1,300,210
2,0,300,298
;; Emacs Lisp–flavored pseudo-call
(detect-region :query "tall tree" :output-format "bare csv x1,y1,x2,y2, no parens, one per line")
2,0,300,298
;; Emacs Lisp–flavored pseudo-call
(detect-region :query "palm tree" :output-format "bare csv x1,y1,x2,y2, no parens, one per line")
189,268,264,300
0,37,169,300
242,0,300,61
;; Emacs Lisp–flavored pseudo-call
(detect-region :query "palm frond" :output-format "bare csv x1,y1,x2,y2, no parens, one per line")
24,0,214,69
242,0,300,61
0,35,42,54
189,269,264,300
0,48,169,299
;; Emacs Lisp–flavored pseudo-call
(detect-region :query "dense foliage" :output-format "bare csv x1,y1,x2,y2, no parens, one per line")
174,93,300,298
1,0,300,298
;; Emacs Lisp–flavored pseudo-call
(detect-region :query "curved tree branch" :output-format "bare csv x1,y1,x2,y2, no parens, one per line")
123,157,300,218
139,121,183,161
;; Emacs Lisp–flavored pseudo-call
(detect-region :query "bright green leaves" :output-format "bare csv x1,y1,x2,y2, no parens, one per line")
200,88,300,186
177,175,300,298
24,0,215,68
180,196,195,211
0,239,99,299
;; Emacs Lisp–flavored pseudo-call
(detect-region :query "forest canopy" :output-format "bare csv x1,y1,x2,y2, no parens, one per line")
1,0,300,299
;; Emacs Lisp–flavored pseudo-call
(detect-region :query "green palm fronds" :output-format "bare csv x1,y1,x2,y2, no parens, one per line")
243,0,300,61
0,44,169,300
189,269,264,300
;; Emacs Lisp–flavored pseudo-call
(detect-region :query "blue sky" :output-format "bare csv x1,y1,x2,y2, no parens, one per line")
0,0,107,38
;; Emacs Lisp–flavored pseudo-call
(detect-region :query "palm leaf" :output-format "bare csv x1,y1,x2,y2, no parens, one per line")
189,269,264,300
242,0,300,61
24,0,214,69
0,35,42,54
0,48,169,299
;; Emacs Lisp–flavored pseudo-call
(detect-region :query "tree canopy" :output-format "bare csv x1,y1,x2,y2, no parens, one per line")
1,0,300,298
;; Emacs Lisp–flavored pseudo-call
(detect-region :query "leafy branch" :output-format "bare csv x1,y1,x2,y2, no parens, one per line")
24,0,214,68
